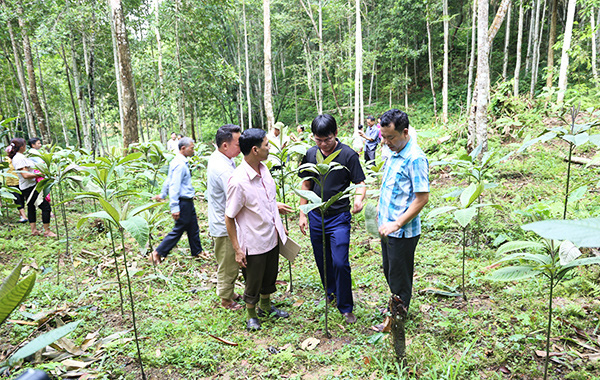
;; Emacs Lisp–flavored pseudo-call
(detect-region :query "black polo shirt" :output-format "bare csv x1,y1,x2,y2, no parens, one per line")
299,139,366,215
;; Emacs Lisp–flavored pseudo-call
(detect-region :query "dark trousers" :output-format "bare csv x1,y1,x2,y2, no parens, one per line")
364,147,376,164
20,185,51,224
156,199,203,257
10,185,24,210
381,235,420,311
241,245,279,305
308,210,353,314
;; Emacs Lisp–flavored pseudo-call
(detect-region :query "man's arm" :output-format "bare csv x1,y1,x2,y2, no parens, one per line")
168,163,184,220
225,215,246,268
378,192,429,236
298,179,312,235
352,181,367,214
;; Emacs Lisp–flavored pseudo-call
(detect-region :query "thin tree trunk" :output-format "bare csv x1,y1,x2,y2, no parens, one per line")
83,32,98,158
354,0,363,132
17,2,49,142
525,4,535,74
59,44,82,148
443,0,449,124
368,56,376,106
514,2,524,96
110,0,139,149
294,81,298,125
529,0,542,97
264,0,274,131
109,0,125,137
546,0,558,87
476,0,489,153
502,3,511,80
592,10,598,82
2,0,35,137
237,35,244,130
243,0,251,129
557,0,577,104
467,0,477,112
175,0,186,135
318,0,323,114
71,40,91,150
36,46,51,139
426,9,437,118
404,63,408,110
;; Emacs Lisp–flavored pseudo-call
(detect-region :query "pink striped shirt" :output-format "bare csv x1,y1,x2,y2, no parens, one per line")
225,159,287,255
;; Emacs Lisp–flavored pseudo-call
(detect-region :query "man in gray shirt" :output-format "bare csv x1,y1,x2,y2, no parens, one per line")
206,124,242,310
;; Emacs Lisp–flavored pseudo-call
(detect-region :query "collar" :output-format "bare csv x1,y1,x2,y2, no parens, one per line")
241,158,265,180
215,149,236,168
319,138,342,157
175,153,189,162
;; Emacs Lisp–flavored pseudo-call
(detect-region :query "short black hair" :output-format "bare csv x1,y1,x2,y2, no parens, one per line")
28,137,41,147
311,114,337,137
358,124,364,130
239,128,266,156
366,115,375,122
215,124,241,148
380,109,409,132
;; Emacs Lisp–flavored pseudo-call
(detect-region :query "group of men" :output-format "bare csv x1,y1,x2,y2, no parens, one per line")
149,108,430,333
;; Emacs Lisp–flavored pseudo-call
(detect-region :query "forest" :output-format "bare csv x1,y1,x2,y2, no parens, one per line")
1,0,600,379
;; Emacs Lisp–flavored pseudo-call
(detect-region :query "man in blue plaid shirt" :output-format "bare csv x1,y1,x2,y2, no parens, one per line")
377,109,429,315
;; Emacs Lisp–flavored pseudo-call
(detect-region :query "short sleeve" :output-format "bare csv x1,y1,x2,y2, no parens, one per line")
225,177,245,219
411,156,430,193
345,149,366,184
12,155,30,170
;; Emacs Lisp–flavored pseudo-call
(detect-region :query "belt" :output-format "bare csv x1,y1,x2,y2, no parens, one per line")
179,196,193,201
314,207,350,217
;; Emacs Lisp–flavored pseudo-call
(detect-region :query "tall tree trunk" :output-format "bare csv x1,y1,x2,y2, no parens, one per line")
110,0,139,148
525,4,535,74
175,0,186,135
443,0,449,124
354,0,363,132
2,0,34,137
243,0,251,129
546,0,558,87
467,0,477,112
153,0,165,138
318,0,323,114
17,2,49,142
36,46,51,139
368,55,376,106
237,36,244,130
528,0,542,98
404,63,408,110
557,0,577,104
426,7,437,118
476,0,489,153
514,2,524,96
592,10,598,82
72,40,91,150
264,0,274,131
502,3,511,80
60,44,82,148
109,0,124,138
83,32,98,158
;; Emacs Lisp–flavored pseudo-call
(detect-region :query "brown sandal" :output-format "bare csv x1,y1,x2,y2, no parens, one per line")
222,301,243,311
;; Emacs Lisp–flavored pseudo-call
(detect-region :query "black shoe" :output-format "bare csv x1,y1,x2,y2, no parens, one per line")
257,306,289,318
246,317,261,331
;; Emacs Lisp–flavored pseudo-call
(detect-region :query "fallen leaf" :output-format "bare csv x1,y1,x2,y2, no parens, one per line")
61,359,90,369
336,323,346,332
419,287,461,297
499,366,511,374
7,320,37,326
301,337,320,351
208,334,238,346
292,299,304,307
363,356,371,365
535,350,565,358
155,348,161,358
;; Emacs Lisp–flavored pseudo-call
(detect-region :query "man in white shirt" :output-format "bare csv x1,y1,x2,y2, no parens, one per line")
206,124,242,310
267,121,289,170
166,132,179,153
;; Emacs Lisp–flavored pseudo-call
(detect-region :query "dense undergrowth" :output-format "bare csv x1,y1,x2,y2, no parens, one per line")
1,103,600,379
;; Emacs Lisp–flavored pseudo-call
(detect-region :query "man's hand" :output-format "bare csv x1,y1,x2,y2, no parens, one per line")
235,249,247,268
151,194,164,201
299,213,308,236
352,197,364,214
358,130,367,139
172,211,180,221
277,202,294,215
379,221,400,237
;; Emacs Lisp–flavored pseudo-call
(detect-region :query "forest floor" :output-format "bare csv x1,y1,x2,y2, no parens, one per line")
1,115,600,379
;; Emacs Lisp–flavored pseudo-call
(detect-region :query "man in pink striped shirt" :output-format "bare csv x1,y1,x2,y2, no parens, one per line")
225,128,293,331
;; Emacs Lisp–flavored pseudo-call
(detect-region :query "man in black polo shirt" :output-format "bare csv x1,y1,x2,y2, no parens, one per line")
298,114,367,324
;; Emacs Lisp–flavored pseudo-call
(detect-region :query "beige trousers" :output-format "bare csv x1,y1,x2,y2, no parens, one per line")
214,236,239,300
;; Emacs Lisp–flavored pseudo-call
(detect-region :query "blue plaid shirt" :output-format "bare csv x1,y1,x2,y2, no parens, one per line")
378,137,429,238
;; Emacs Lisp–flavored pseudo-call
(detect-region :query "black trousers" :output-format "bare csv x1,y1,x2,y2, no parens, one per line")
364,147,376,163
381,235,420,311
10,185,24,210
20,185,51,224
156,199,203,257
241,245,279,305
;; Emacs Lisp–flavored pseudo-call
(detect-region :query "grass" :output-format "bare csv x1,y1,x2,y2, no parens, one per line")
1,111,600,379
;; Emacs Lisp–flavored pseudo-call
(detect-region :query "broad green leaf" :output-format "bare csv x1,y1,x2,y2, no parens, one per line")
364,203,379,238
0,260,23,301
5,320,81,366
98,198,120,224
118,152,143,165
589,134,600,148
441,188,463,199
316,164,330,174
559,241,581,265
496,241,545,255
568,186,588,203
559,256,600,271
426,206,457,220
493,252,551,266
460,183,483,209
120,216,149,253
294,189,322,204
128,202,163,218
316,149,324,164
299,203,323,214
0,273,35,325
522,218,600,247
488,265,540,281
77,211,114,229
563,133,589,146
454,207,477,228
322,149,341,165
